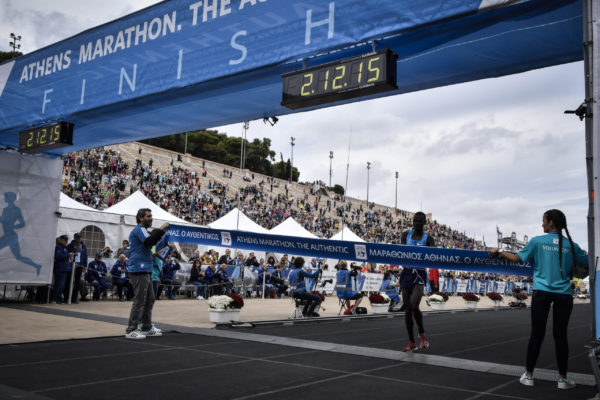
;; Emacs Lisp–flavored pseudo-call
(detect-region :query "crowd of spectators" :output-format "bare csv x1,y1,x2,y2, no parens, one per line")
61,146,480,251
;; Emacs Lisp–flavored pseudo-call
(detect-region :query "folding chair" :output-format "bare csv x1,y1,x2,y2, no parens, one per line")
289,296,306,319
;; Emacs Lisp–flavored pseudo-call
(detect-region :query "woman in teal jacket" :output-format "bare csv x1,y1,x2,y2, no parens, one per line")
490,209,588,390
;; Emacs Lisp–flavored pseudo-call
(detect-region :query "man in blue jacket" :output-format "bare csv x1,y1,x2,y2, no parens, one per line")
87,253,110,300
159,256,181,300
67,233,88,303
52,235,72,304
125,208,169,339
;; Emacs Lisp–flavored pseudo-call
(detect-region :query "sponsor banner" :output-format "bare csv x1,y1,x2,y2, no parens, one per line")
456,280,468,293
362,273,384,292
166,224,534,276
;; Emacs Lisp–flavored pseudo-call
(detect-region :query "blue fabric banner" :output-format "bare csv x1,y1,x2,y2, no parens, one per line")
166,224,534,276
0,0,582,154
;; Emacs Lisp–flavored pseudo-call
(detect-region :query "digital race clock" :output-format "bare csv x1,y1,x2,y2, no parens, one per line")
281,49,398,110
18,121,74,154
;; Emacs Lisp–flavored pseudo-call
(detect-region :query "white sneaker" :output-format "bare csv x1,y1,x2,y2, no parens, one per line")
142,326,162,337
519,372,534,387
557,377,576,390
197,296,204,300
125,330,146,340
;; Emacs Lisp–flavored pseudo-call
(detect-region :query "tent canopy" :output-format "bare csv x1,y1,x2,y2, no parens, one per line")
59,192,96,211
0,0,582,154
208,208,270,233
330,226,365,242
103,190,190,225
269,217,319,239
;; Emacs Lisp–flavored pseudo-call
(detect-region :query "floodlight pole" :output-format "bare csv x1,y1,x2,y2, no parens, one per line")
329,151,334,187
240,122,249,171
9,33,21,53
366,162,371,205
394,171,398,211
290,137,295,182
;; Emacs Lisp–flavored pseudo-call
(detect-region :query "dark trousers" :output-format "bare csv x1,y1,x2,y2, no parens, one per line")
402,285,425,342
53,271,69,303
429,280,438,293
526,290,573,376
293,291,321,315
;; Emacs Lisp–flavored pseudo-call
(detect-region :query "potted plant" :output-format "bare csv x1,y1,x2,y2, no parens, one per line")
207,293,244,323
462,293,480,309
515,293,528,302
487,292,503,308
427,292,448,310
369,293,390,314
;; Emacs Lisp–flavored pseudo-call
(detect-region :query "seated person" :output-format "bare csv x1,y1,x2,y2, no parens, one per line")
381,271,401,310
270,265,288,298
111,254,134,301
116,240,130,258
217,249,235,265
204,261,218,295
189,259,207,300
335,261,364,315
288,256,322,317
257,263,275,298
217,263,234,294
86,253,110,300
159,256,181,300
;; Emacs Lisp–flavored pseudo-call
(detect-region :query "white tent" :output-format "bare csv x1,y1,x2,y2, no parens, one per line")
269,217,319,239
208,207,270,233
330,226,365,242
103,190,190,225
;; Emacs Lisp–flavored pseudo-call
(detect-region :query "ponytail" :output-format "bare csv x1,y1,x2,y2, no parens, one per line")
544,209,577,278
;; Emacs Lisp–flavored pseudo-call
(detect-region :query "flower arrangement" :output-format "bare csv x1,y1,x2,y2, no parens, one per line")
515,293,528,301
428,292,449,303
462,293,480,302
207,294,244,310
369,293,390,304
487,292,503,301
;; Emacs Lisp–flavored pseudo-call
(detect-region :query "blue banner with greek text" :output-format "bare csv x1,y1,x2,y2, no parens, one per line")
166,224,534,276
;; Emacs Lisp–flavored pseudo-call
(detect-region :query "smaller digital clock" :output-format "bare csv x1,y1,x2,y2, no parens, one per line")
18,121,74,154
281,49,398,110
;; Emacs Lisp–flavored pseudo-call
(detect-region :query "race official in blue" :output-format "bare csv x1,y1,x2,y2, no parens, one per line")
257,263,274,298
159,256,181,300
217,263,234,294
204,262,218,294
52,235,72,304
87,253,110,300
67,233,88,303
400,211,434,352
335,261,363,314
490,209,588,389
125,208,169,340
288,256,322,317
111,254,133,301
381,271,401,309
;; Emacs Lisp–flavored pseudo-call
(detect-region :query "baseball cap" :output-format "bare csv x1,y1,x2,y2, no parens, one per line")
59,235,68,240
95,252,102,258
74,233,81,238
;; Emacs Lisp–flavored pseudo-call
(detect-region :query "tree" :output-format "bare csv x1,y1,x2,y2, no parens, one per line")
330,184,345,195
0,51,22,63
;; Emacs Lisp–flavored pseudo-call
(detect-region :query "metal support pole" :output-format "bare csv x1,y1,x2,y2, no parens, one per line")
394,171,398,211
290,137,295,182
366,162,371,204
329,151,334,187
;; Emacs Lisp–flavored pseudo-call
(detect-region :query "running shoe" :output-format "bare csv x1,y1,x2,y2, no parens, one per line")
402,341,418,352
419,333,429,349
141,326,163,337
519,372,534,387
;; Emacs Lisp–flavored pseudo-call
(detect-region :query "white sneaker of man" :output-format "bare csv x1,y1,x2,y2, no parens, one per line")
197,296,204,300
141,326,162,337
125,330,146,340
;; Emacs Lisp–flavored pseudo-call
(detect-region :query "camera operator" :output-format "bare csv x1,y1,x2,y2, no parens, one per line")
381,271,401,310
288,256,322,317
335,261,363,315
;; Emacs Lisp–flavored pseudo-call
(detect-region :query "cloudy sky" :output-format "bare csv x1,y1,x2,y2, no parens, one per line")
1,1,589,249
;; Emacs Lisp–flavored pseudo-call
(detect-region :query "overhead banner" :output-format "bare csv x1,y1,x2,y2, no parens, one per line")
0,0,582,154
166,224,534,276
0,152,61,284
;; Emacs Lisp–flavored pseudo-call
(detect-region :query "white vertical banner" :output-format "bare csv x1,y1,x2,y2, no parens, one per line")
362,273,384,292
0,151,61,284
496,281,507,294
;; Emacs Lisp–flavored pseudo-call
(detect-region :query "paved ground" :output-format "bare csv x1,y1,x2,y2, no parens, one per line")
0,296,597,399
